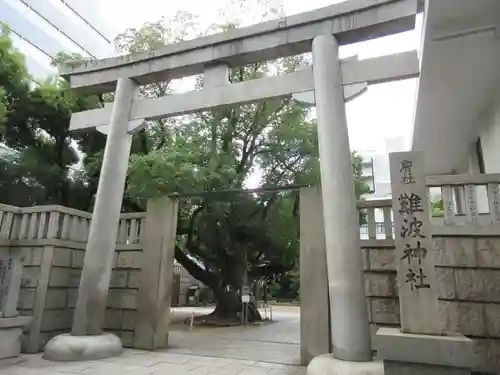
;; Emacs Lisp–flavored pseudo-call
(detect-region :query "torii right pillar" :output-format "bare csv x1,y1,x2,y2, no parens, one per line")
307,34,380,374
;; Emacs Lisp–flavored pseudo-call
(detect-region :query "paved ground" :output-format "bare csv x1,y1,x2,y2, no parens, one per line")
0,306,305,375
168,306,301,365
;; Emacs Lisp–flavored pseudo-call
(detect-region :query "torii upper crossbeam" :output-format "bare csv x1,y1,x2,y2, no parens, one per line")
61,0,418,92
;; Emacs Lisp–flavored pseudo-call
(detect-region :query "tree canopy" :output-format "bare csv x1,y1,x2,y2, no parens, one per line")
118,7,369,320
0,23,102,208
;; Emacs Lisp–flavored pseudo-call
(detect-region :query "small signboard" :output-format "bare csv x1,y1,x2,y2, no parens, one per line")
241,285,250,303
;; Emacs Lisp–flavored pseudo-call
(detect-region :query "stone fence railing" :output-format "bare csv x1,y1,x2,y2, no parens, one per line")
426,173,500,232
359,173,500,240
0,205,146,247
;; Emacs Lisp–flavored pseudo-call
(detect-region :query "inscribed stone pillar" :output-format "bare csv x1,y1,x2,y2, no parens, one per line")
299,187,330,364
311,34,371,362
134,197,178,350
375,151,476,375
389,151,440,334
72,77,137,336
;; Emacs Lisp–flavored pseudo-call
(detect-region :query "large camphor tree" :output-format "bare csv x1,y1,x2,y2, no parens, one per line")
120,2,370,323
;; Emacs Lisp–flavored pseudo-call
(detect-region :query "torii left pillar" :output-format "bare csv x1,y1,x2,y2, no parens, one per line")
44,78,139,361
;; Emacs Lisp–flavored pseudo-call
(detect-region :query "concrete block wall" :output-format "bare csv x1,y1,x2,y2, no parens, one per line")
18,246,83,351
0,199,182,354
33,247,144,351
17,246,43,337
0,205,149,352
20,246,144,351
10,198,179,353
105,248,142,347
363,237,500,374
33,246,84,351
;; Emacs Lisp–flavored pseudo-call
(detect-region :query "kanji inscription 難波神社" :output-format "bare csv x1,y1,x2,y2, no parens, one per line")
389,151,440,334
398,165,430,291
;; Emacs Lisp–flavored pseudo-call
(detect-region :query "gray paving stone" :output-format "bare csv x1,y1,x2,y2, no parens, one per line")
2,308,305,375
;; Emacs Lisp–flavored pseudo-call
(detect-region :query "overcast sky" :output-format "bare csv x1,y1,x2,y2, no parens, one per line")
95,0,422,154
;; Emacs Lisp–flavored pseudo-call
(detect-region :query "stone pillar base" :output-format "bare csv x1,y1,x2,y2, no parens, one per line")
0,316,32,359
43,333,123,362
307,354,383,375
375,327,477,375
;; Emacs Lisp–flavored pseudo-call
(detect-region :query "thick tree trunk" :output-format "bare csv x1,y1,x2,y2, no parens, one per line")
211,288,262,323
174,246,262,323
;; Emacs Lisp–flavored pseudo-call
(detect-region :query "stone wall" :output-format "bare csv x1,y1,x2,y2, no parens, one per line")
29,246,84,351
0,205,149,353
24,246,144,351
105,247,142,347
0,199,183,353
363,237,500,374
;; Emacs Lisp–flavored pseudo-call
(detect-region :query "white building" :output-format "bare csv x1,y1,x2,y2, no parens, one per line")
412,0,500,176
358,138,405,239
409,0,500,217
360,137,406,201
0,0,115,78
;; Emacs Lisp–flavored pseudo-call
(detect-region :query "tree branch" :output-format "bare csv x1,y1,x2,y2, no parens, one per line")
292,193,300,218
175,246,219,289
237,104,266,174
262,193,278,219
186,204,205,248
222,108,237,152
249,263,289,279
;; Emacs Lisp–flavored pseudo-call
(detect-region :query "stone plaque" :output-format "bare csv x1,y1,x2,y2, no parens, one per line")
0,247,22,317
389,151,440,335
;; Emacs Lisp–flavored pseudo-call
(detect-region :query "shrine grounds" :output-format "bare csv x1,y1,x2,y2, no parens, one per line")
0,306,305,375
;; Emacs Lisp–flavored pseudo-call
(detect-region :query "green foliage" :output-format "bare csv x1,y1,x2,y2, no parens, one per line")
51,52,87,68
431,198,444,217
0,87,6,133
0,25,101,209
269,263,300,301
0,22,30,92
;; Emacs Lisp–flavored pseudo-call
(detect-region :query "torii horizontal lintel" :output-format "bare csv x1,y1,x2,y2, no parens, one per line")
61,0,418,93
70,50,418,132
96,119,148,135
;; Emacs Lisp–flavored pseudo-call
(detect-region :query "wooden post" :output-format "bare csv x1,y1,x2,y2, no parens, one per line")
134,197,178,350
389,151,440,334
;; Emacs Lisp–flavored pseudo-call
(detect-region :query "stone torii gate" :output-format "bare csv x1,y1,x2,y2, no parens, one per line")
43,0,420,370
